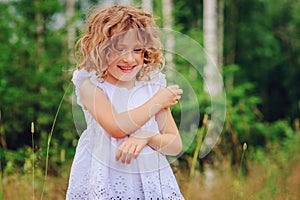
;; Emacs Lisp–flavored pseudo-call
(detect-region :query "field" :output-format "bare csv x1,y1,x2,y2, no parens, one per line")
2,147,300,200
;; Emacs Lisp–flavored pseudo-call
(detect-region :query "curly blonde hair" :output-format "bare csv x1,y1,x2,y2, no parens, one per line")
74,5,165,80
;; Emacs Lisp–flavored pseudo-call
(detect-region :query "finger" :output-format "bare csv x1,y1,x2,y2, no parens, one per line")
134,145,142,159
120,146,129,163
177,95,181,100
167,86,179,97
177,89,183,95
116,144,128,163
173,84,180,89
169,86,183,97
126,145,136,164
166,86,175,95
115,145,124,161
167,85,178,91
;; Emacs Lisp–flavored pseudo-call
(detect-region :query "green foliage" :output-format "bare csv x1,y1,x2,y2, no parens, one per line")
221,63,299,176
224,65,262,141
173,0,203,32
153,0,163,27
0,0,74,151
225,0,300,121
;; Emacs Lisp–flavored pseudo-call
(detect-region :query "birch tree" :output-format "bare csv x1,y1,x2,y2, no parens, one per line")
162,0,175,72
66,0,76,63
142,0,153,13
203,0,223,95
201,0,226,160
35,0,43,69
217,0,224,68
100,0,131,7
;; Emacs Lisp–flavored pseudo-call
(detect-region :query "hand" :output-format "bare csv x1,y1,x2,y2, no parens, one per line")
115,132,152,164
154,85,183,108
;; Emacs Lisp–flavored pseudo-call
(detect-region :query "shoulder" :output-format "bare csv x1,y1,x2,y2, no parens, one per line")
137,72,167,88
133,72,166,99
72,69,96,87
80,79,111,110
80,79,105,96
149,72,167,88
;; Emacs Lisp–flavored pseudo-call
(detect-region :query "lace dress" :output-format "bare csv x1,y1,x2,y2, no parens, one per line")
66,69,184,200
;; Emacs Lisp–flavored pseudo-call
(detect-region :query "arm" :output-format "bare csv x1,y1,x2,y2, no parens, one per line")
148,107,182,155
80,79,182,139
115,107,183,164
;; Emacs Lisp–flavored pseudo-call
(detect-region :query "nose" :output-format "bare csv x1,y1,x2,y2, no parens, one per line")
122,51,135,63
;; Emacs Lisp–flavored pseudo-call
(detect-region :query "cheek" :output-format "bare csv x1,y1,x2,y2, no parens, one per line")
107,53,119,65
139,54,145,65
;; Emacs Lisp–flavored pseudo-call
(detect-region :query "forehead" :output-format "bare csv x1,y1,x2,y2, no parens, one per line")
114,30,144,47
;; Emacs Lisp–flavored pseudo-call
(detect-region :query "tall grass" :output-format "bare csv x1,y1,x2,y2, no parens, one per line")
40,82,71,200
232,142,248,200
238,142,247,178
0,110,3,200
0,162,3,200
31,122,35,200
186,114,208,199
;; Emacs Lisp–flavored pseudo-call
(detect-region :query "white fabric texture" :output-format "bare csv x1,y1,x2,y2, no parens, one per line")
66,69,184,199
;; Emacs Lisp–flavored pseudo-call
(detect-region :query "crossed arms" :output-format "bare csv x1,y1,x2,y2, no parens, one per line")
80,79,183,164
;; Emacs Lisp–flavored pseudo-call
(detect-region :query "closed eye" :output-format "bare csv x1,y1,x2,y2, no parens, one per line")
116,48,126,52
133,48,143,53
115,47,143,54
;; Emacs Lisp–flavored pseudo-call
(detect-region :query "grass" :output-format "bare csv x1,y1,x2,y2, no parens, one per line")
0,166,3,200
176,151,300,200
31,122,35,200
2,131,299,199
2,150,300,200
238,142,247,178
186,113,208,199
2,169,70,200
40,82,71,200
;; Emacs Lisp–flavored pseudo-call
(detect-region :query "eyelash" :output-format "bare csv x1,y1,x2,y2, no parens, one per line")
133,48,142,52
117,48,143,53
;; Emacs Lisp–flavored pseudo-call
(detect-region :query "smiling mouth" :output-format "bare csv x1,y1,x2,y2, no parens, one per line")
118,65,136,73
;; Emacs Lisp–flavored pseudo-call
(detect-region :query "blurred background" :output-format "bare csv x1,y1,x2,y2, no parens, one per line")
0,0,299,199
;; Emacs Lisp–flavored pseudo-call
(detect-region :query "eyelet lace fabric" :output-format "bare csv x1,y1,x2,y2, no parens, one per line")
66,69,184,199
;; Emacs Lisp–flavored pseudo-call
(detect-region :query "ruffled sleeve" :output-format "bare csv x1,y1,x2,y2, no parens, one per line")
149,72,167,88
72,69,97,107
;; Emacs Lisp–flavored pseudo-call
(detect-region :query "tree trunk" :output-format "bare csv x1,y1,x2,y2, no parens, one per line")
101,0,131,7
225,121,240,170
0,110,7,150
35,0,43,69
100,0,114,7
66,0,76,63
203,0,222,95
142,0,153,13
201,0,226,162
225,0,238,91
217,0,224,68
162,0,175,77
117,0,131,4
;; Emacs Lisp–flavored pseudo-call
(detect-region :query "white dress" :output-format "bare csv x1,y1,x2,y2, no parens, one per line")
66,69,184,200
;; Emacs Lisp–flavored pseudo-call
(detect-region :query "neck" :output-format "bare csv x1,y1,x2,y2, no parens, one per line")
104,76,136,89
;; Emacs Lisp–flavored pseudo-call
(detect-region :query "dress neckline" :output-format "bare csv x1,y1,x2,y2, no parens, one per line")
102,80,139,92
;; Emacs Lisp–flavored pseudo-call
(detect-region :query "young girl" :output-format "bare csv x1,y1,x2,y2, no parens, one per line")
67,5,184,199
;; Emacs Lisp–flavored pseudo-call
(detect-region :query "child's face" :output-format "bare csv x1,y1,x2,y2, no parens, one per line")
106,31,144,85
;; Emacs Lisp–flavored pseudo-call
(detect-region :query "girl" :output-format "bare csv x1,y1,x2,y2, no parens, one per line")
67,5,184,199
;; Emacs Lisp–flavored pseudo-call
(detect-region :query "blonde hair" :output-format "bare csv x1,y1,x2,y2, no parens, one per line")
74,5,164,80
